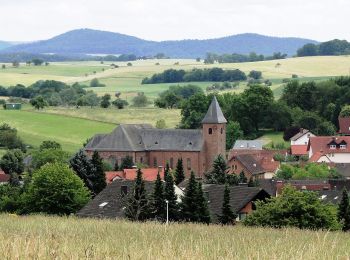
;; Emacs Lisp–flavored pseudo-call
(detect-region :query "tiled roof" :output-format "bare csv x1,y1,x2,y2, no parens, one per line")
105,171,124,184
291,145,308,155
85,124,203,152
202,184,270,222
233,140,263,150
201,97,227,124
339,117,350,135
334,163,350,178
308,136,350,155
0,172,10,183
235,154,265,175
291,129,311,141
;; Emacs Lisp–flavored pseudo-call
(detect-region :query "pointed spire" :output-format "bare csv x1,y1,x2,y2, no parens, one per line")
201,96,227,124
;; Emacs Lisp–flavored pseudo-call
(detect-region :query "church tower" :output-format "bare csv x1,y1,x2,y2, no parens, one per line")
202,97,227,171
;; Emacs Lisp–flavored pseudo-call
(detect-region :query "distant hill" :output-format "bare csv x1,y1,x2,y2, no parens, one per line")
0,41,14,50
2,29,318,58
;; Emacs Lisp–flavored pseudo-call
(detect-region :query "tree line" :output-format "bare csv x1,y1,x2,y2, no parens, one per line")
204,52,287,64
297,39,350,57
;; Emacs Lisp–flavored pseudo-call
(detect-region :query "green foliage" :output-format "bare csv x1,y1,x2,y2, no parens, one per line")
0,124,26,151
30,95,47,110
244,186,340,230
0,149,24,175
338,189,350,231
132,92,149,107
112,98,128,109
31,148,69,170
340,105,350,117
248,70,262,80
276,163,341,180
297,39,350,57
218,185,237,225
238,171,247,183
22,163,90,215
90,78,106,88
90,151,107,196
120,156,134,170
205,155,233,185
39,140,61,151
226,121,243,150
0,184,23,213
150,172,166,221
195,182,211,224
124,169,150,221
70,150,94,192
100,94,111,108
164,164,179,221
155,119,166,129
174,158,185,185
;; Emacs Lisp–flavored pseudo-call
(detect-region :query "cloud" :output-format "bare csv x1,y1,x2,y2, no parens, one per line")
0,0,349,41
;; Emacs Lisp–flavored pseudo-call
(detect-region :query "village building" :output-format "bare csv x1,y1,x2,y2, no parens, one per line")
308,136,350,163
232,140,263,150
105,168,165,184
339,116,350,135
290,128,315,157
85,97,227,177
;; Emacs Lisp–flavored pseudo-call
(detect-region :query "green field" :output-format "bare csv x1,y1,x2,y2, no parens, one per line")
2,56,350,100
0,214,349,259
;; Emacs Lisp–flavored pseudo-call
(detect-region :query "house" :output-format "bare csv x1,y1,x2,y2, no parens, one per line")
202,184,270,221
232,140,263,150
308,136,350,163
275,180,331,195
290,128,315,145
228,154,265,180
334,163,350,179
105,168,165,184
85,97,227,178
290,145,308,157
4,103,21,110
339,116,350,135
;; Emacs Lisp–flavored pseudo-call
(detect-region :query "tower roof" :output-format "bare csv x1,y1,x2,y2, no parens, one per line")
201,97,227,124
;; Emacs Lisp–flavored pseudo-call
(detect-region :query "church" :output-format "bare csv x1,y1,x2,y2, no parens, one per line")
85,97,227,177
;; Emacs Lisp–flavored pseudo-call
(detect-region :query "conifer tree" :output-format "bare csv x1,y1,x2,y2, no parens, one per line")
70,149,94,191
164,162,170,180
114,160,120,171
90,151,107,195
174,158,185,185
164,164,179,220
218,185,236,225
125,169,150,221
151,172,165,221
338,189,350,231
120,156,134,170
195,182,211,224
181,171,198,222
205,154,229,184
239,171,247,183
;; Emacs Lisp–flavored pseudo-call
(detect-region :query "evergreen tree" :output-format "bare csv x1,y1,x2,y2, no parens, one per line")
181,171,198,222
120,156,134,170
164,162,170,180
239,171,247,183
114,160,120,171
195,182,211,224
218,185,236,225
70,149,94,192
174,158,185,185
164,166,179,220
151,172,165,221
90,151,107,195
338,189,350,231
125,169,150,221
205,154,229,185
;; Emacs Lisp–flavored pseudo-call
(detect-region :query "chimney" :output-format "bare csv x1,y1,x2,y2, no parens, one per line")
300,128,304,133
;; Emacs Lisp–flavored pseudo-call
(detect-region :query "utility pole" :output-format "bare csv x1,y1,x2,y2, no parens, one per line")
165,199,169,225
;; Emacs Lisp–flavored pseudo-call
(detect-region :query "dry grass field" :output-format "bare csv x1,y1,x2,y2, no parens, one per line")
0,214,349,259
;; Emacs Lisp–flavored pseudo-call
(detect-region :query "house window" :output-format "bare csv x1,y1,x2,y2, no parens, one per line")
340,145,347,149
121,186,128,198
208,128,213,135
170,158,174,169
153,157,157,167
330,145,336,149
187,158,191,170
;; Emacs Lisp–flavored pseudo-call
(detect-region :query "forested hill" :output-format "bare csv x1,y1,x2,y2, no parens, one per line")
2,29,317,58
0,41,13,50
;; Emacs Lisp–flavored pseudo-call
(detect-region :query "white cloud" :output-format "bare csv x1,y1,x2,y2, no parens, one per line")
0,0,349,41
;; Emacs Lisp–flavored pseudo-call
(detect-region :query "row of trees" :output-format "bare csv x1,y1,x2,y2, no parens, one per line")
297,39,350,57
276,163,341,180
0,124,26,152
142,68,248,84
204,52,287,64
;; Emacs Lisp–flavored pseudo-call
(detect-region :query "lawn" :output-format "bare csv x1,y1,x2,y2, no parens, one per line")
0,109,115,153
257,131,290,149
0,214,349,259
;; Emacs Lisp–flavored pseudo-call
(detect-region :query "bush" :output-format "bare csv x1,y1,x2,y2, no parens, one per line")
155,119,167,129
132,93,148,107
22,163,90,215
90,78,105,88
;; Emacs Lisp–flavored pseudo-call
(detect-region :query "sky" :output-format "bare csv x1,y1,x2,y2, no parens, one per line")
1,0,349,42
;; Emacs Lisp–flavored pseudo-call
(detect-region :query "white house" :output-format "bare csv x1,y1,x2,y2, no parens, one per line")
291,129,315,145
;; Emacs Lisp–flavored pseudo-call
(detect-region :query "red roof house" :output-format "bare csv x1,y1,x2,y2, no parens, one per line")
105,168,165,183
339,117,350,135
291,145,308,156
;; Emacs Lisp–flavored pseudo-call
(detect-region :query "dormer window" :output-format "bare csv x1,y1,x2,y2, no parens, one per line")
340,144,347,149
330,145,336,149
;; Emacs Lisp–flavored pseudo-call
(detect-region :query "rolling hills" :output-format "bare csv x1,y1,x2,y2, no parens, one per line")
2,28,317,58
0,41,13,50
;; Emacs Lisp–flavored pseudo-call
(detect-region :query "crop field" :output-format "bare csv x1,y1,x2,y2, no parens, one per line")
0,214,349,259
1,56,350,100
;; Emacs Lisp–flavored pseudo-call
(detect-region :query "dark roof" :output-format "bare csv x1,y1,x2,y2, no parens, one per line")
77,179,155,219
202,184,270,222
201,97,227,124
257,179,277,196
235,154,265,175
335,163,350,178
85,124,203,152
317,190,344,204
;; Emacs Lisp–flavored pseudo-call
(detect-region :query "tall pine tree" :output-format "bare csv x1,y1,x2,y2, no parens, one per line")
70,149,94,192
218,185,236,225
174,158,185,185
125,168,150,221
151,172,166,221
338,189,350,231
239,171,247,184
195,182,211,224
205,154,229,185
181,171,198,222
164,164,179,221
90,151,107,196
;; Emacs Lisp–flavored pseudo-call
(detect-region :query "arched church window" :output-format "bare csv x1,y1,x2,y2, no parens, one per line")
209,128,213,135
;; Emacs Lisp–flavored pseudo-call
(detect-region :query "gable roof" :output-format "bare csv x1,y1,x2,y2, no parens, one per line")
291,145,308,156
308,136,350,155
334,163,350,178
291,129,313,141
202,184,270,222
107,168,165,182
201,97,227,124
339,117,350,135
85,124,203,152
233,140,263,150
235,154,265,175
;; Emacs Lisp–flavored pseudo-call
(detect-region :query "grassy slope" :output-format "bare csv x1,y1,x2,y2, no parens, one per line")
0,215,349,259
0,109,114,153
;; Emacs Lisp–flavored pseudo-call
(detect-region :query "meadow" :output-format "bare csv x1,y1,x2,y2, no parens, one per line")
0,214,349,259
